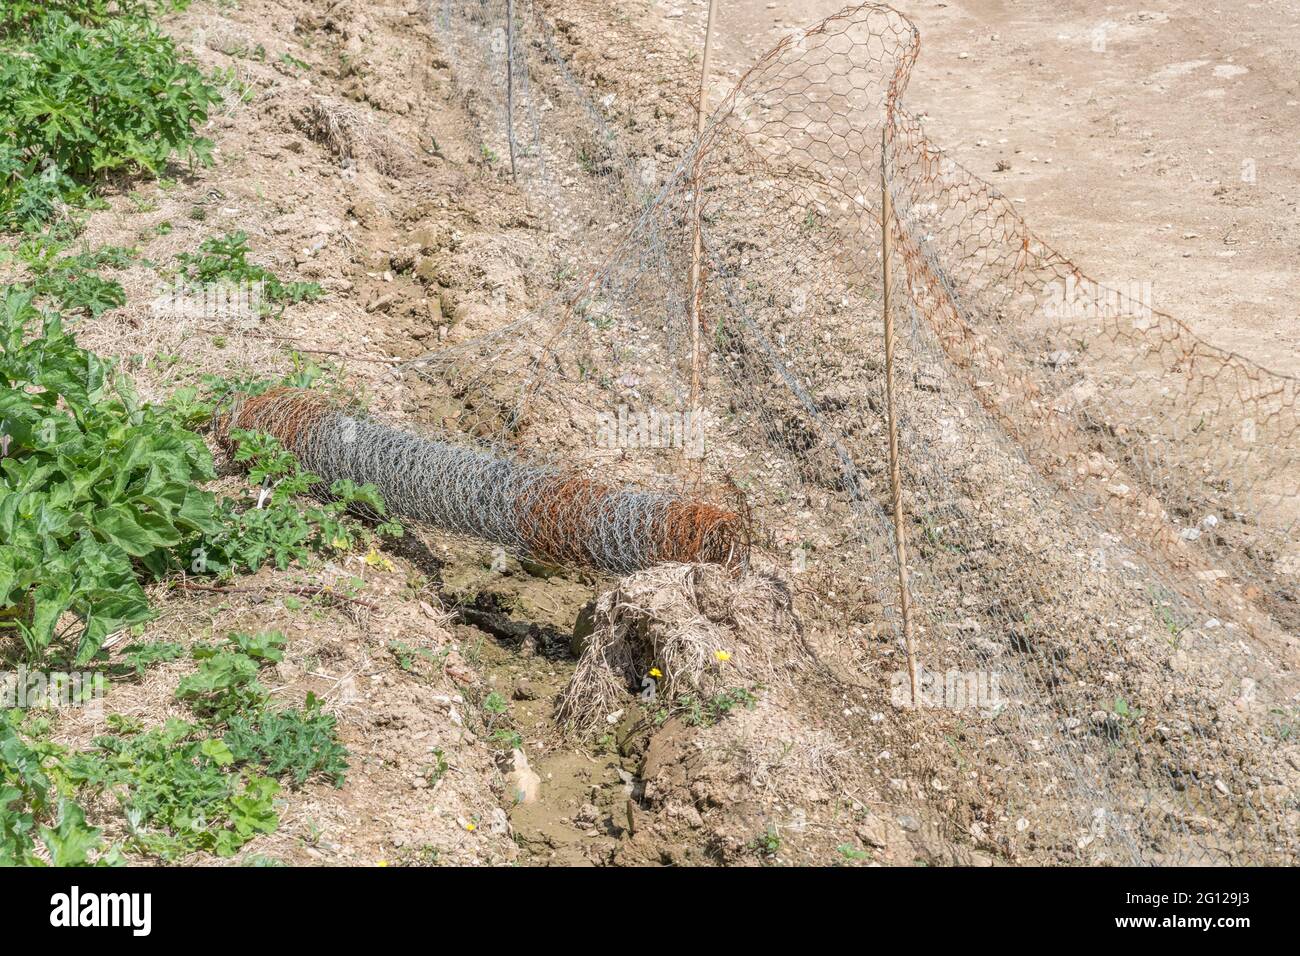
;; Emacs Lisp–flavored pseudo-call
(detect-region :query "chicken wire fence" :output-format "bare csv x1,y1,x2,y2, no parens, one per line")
413,0,1298,864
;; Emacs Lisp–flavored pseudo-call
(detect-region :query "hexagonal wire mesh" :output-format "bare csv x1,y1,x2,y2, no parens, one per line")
410,0,1297,863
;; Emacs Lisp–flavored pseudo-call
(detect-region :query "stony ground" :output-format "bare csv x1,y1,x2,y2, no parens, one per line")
15,0,1297,867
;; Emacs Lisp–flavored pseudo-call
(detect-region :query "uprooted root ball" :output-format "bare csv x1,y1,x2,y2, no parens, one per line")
556,563,807,736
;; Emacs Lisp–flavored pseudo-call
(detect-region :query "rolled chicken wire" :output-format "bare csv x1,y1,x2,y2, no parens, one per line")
218,388,745,574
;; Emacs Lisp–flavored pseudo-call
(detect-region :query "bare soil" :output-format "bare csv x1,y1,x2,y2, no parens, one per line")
13,0,1297,867
658,0,1300,378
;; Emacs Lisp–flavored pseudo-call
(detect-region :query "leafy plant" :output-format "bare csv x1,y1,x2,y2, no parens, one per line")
192,428,402,576
679,687,759,727
1112,697,1144,721
0,286,219,663
751,825,781,858
175,631,284,717
836,843,870,863
40,799,106,866
0,12,219,228
8,236,136,316
0,390,356,861
0,708,117,866
174,232,323,313
67,717,280,859
709,687,758,718
52,631,347,860
0,2,192,35
0,153,88,233
490,729,523,752
223,693,348,788
424,748,448,787
117,640,186,676
0,710,56,865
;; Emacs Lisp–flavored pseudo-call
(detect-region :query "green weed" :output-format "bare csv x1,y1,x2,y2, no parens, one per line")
0,10,218,230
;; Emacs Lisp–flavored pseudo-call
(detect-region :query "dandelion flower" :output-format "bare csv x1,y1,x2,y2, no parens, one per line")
377,860,389,867
649,667,663,679
715,650,732,663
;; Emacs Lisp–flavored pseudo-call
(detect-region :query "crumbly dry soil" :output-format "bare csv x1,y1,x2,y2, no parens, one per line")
11,0,1297,867
657,0,1300,379
6,0,946,867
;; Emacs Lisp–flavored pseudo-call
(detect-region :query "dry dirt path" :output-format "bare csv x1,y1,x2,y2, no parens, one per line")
650,0,1299,377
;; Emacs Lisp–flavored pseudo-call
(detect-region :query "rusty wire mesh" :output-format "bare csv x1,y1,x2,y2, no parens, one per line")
416,0,1298,864
219,388,745,574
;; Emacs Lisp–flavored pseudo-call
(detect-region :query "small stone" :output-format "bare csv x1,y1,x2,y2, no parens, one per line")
914,364,944,391
856,814,889,848
574,803,600,828
366,292,397,313
504,749,541,805
1235,678,1258,710
513,678,539,701
520,557,562,578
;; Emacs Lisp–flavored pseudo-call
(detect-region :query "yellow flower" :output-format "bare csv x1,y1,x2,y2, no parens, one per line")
377,859,388,867
649,667,663,679
465,822,477,832
714,650,732,663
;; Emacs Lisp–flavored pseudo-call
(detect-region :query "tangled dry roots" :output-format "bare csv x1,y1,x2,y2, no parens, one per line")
556,563,806,736
295,95,413,176
216,389,746,574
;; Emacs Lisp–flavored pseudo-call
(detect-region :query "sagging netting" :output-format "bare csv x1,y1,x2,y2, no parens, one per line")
413,1,1297,864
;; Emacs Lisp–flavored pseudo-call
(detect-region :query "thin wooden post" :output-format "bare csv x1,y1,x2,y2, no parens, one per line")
505,0,518,180
688,0,720,411
881,124,919,707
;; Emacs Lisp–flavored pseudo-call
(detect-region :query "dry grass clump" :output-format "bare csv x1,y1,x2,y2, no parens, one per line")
296,95,413,176
556,563,806,735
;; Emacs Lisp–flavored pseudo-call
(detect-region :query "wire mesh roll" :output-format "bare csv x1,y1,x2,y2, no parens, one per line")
218,388,744,574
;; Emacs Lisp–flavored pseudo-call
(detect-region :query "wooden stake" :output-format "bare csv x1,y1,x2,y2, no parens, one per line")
505,0,518,180
881,125,919,707
688,0,720,411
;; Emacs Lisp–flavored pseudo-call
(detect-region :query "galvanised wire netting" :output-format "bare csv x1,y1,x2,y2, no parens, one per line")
219,387,745,573
410,0,1297,864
